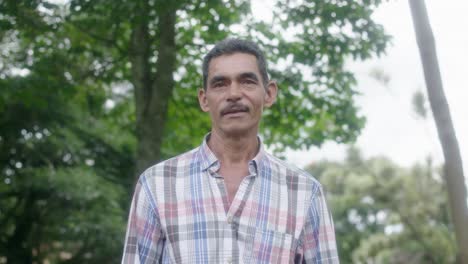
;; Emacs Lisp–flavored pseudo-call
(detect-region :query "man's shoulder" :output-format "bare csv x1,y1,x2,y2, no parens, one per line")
139,147,201,181
264,152,322,189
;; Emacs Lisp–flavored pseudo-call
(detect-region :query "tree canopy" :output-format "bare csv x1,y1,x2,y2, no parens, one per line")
38,0,391,171
307,148,456,263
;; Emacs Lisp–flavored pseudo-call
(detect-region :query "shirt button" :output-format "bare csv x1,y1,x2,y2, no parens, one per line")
227,216,232,224
227,258,232,264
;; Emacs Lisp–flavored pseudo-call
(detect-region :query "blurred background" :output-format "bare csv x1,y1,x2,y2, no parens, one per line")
1,0,466,263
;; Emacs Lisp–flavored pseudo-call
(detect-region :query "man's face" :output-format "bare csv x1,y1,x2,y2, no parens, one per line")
198,53,277,136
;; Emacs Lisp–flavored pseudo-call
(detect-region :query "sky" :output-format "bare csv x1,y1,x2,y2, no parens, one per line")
251,0,468,175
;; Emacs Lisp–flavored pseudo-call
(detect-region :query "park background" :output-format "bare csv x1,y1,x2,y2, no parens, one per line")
1,0,467,263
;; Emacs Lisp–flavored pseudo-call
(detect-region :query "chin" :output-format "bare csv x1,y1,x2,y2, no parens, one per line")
219,124,253,136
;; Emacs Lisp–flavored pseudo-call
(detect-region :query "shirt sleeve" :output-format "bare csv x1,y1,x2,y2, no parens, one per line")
300,185,339,263
122,178,165,264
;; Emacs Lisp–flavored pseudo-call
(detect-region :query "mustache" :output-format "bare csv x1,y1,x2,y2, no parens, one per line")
221,103,249,115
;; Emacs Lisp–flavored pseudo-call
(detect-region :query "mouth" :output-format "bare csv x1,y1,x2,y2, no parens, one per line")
221,105,249,116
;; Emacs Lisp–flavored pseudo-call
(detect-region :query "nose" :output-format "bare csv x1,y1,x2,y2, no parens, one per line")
227,82,242,101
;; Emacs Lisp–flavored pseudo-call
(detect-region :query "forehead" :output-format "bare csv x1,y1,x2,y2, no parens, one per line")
208,53,260,79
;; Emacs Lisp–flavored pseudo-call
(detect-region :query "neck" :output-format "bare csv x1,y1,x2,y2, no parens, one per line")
208,128,259,166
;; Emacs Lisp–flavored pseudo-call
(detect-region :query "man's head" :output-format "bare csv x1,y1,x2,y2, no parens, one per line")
202,38,270,90
198,38,277,137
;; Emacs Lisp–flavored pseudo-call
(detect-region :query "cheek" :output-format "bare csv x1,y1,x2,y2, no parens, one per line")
251,102,265,117
252,96,266,109
206,97,222,109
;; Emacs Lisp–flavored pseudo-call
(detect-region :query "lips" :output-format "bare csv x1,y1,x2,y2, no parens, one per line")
221,104,249,116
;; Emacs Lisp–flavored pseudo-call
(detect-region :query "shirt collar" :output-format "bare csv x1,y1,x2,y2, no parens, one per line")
198,133,267,174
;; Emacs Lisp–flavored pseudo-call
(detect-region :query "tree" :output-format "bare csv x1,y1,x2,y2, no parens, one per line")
63,0,391,173
0,59,133,263
307,148,456,263
0,2,134,262
408,0,468,262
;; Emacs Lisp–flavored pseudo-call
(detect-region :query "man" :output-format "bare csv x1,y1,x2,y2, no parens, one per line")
122,38,339,263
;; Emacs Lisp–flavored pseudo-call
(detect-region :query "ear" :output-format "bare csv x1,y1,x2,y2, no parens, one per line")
264,80,278,108
198,88,210,112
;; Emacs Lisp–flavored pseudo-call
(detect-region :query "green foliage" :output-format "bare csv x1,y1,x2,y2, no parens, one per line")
0,3,134,262
0,76,133,263
62,0,390,155
307,148,456,263
257,0,390,152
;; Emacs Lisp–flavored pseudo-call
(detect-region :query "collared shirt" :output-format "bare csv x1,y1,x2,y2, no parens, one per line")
122,136,339,263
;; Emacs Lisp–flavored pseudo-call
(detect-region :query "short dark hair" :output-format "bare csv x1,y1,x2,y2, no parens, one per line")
202,38,269,90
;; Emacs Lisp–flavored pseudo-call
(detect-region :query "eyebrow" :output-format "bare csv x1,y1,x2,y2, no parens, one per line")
209,75,228,86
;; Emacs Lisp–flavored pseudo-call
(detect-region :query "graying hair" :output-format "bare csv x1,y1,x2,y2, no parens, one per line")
202,38,269,90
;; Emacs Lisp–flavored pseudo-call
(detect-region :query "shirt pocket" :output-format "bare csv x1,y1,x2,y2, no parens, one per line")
245,228,295,264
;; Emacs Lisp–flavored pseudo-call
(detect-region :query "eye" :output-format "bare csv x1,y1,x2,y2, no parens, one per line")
241,79,256,85
212,81,226,88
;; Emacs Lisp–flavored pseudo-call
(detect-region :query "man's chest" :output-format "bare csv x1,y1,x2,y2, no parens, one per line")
218,165,249,206
152,170,310,263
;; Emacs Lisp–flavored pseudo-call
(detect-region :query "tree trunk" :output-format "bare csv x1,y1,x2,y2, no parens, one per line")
408,1,468,262
130,1,177,176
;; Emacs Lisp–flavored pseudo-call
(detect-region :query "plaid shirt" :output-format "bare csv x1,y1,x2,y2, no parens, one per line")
122,137,339,263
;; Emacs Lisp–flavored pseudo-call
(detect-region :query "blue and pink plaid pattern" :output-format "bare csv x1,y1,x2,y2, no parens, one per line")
122,137,339,263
